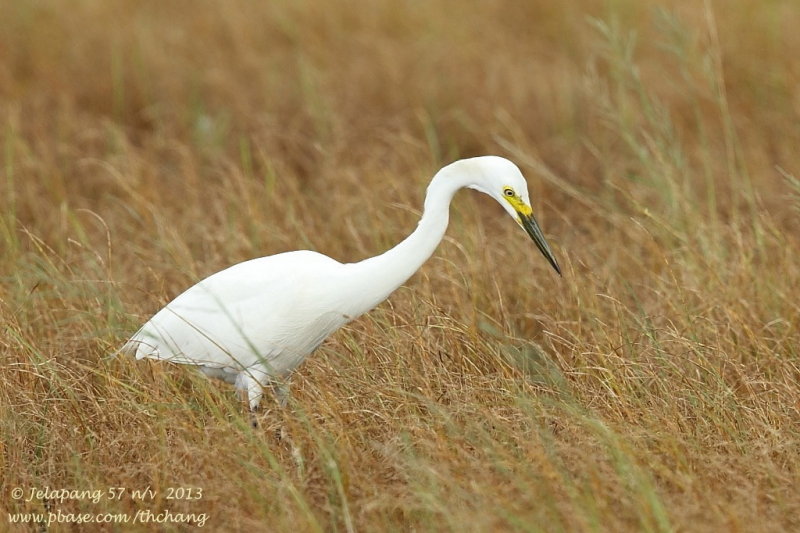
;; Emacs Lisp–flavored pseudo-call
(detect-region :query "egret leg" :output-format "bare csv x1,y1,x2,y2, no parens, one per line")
272,380,291,408
234,366,271,411
235,367,290,429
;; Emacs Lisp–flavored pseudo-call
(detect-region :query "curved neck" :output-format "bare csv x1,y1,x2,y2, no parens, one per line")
344,168,472,316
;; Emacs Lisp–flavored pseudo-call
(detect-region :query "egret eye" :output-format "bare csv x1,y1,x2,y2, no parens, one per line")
503,188,515,197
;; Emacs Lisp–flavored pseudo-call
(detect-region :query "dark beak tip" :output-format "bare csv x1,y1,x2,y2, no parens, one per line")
550,259,562,277
520,212,561,278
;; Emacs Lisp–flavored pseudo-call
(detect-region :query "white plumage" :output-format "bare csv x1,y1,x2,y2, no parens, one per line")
124,156,560,409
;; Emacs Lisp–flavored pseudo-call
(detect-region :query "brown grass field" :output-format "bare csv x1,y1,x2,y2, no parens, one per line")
2,0,799,531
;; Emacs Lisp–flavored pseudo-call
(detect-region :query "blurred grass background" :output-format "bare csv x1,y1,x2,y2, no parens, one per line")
1,0,799,531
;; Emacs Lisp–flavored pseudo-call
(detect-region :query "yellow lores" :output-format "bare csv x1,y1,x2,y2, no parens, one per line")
502,186,533,219
501,185,559,276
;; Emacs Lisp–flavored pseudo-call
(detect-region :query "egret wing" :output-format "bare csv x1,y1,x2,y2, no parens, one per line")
124,251,344,374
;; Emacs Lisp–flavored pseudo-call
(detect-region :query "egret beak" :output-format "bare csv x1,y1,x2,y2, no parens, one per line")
518,210,561,276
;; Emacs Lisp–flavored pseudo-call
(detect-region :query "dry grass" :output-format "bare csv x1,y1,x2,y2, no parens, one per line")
2,0,799,531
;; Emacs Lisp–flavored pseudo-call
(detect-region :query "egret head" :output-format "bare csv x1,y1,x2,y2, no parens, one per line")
451,156,562,276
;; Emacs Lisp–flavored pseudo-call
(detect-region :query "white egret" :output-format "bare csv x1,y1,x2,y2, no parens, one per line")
123,156,560,409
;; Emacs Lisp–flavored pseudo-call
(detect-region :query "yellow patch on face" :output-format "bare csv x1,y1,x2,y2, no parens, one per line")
502,189,533,219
